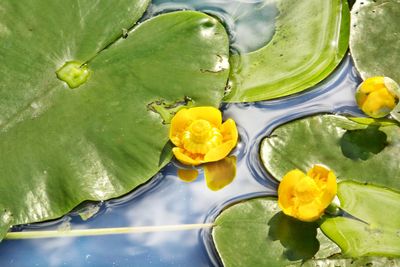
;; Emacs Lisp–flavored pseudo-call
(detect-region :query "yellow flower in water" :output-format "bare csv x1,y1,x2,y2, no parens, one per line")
169,107,238,166
356,76,399,118
278,165,337,222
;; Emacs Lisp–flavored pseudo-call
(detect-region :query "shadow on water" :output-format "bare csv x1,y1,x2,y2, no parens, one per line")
340,125,388,161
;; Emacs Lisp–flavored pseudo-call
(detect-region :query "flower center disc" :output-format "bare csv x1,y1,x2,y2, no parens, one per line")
189,119,212,143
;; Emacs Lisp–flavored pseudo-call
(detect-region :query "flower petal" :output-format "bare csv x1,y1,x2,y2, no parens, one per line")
220,118,238,143
320,171,337,208
204,140,235,162
186,106,222,127
362,88,397,117
278,169,305,211
169,107,238,166
172,147,203,166
307,165,337,207
356,76,399,118
360,76,385,94
307,165,330,182
278,166,337,222
296,201,324,222
169,108,193,146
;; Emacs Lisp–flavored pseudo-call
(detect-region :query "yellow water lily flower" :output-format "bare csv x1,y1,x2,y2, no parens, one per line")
356,76,399,118
278,165,337,222
169,107,238,166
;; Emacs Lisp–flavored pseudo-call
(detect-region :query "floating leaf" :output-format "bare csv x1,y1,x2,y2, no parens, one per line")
0,2,230,239
0,208,12,239
350,0,400,82
302,256,400,267
260,115,400,191
224,0,349,102
212,198,322,267
321,181,400,257
212,195,400,266
212,197,380,266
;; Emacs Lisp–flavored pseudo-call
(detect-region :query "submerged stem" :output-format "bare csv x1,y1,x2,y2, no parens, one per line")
5,223,214,240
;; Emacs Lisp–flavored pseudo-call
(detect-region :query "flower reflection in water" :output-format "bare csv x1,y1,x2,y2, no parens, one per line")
177,156,237,191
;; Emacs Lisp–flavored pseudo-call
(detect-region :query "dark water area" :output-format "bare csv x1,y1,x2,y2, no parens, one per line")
0,1,362,266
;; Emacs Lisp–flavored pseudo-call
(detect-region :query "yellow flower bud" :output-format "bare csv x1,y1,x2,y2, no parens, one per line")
356,76,399,118
278,165,337,222
169,107,238,166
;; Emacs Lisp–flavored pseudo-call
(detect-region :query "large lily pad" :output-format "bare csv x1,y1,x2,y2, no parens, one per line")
212,197,399,266
212,190,400,266
350,0,400,82
224,0,349,102
212,197,327,267
0,2,230,239
303,257,400,267
260,115,400,191
321,181,400,257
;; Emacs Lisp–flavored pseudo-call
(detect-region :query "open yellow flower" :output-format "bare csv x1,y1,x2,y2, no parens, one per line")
278,165,337,222
169,107,238,166
356,76,399,118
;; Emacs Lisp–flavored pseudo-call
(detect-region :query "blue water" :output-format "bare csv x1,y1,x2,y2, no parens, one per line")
0,1,362,266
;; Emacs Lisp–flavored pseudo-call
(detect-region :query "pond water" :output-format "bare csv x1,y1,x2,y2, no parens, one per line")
0,1,362,266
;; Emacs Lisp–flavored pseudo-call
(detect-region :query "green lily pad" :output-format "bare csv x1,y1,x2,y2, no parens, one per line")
212,195,400,266
224,0,349,102
302,256,400,267
260,115,400,191
0,2,230,239
212,197,327,267
350,0,400,82
321,181,400,257
212,197,395,267
0,208,12,239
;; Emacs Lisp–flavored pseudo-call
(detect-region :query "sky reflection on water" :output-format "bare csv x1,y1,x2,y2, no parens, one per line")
0,54,361,267
0,0,362,266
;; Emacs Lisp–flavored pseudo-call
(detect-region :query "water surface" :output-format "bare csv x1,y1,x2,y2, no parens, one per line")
0,1,361,266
